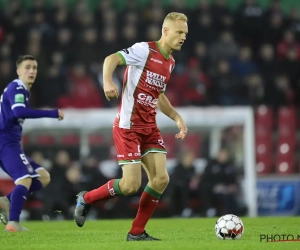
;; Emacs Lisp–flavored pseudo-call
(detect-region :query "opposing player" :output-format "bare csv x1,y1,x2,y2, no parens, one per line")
0,55,64,232
74,12,188,240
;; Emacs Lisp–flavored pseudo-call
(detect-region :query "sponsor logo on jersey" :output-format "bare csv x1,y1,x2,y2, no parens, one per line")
150,58,162,64
145,70,166,90
137,93,158,108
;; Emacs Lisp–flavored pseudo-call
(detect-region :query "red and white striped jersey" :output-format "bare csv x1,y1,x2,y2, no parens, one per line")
114,41,175,129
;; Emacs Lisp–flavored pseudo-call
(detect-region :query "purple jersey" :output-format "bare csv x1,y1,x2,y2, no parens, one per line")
0,79,59,182
0,79,59,147
0,79,29,145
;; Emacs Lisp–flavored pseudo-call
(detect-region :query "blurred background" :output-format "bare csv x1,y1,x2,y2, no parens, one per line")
0,0,299,221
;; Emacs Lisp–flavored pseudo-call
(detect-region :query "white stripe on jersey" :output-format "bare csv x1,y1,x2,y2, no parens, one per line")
118,43,149,128
11,103,26,110
119,66,144,128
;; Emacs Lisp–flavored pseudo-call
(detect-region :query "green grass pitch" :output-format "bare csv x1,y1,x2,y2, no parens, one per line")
0,217,299,250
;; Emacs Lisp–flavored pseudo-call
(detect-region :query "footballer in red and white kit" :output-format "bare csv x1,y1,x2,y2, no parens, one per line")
113,41,175,165
74,12,188,241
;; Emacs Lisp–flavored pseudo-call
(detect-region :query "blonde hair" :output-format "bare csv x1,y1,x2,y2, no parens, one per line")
164,12,188,22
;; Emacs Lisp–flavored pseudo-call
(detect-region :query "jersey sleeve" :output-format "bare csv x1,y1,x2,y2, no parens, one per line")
117,42,149,67
7,85,28,110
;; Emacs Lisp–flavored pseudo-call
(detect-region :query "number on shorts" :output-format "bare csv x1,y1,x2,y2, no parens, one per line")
137,145,141,153
20,154,29,165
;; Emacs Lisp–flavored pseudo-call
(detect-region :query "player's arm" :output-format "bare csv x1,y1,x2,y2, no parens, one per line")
103,53,124,78
103,42,149,101
8,90,63,120
102,53,124,101
157,93,187,139
13,106,64,120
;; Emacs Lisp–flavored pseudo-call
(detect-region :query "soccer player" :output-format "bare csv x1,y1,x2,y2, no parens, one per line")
0,55,64,232
74,12,188,241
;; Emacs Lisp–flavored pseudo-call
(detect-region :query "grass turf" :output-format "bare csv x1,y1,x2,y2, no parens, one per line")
0,217,299,250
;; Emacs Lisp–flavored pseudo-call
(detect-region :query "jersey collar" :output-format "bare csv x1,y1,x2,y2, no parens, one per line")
14,79,28,90
155,41,170,60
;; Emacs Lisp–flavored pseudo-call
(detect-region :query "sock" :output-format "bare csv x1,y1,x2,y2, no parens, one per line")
83,179,123,204
6,179,43,201
9,185,28,222
130,185,161,235
28,179,43,194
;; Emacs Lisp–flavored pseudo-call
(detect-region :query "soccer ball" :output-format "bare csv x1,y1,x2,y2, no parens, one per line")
215,214,244,240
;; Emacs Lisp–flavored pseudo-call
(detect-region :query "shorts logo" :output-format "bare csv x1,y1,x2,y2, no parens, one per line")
27,165,33,173
14,94,25,103
158,139,165,147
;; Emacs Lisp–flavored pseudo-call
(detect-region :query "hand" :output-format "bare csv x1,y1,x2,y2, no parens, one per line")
175,116,187,139
104,79,119,101
58,109,64,121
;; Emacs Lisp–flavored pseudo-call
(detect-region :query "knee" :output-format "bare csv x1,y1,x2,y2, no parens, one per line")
39,171,51,187
119,179,141,196
152,174,169,190
16,177,32,189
